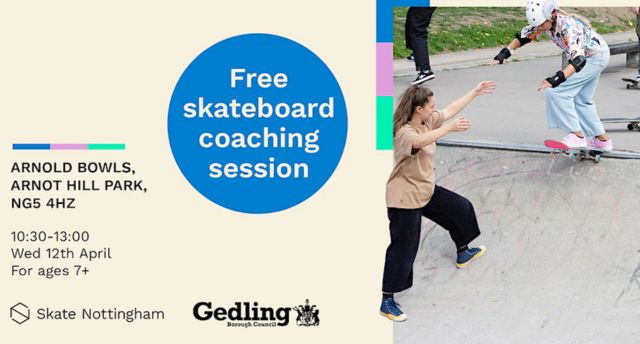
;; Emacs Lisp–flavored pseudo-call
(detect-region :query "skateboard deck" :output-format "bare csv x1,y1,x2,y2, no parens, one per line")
622,78,640,90
600,116,640,131
544,140,603,163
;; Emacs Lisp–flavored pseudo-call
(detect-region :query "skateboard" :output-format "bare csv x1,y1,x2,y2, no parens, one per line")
622,78,639,90
544,140,603,163
600,116,640,131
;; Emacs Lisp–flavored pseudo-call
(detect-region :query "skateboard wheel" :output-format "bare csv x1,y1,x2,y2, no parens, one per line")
594,155,601,163
569,152,575,160
627,84,632,89
628,123,634,131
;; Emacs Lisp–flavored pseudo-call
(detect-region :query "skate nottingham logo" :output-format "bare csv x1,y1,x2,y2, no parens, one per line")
193,299,320,328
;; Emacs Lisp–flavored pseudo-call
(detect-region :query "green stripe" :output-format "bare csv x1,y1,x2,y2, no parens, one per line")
376,96,394,150
88,144,126,150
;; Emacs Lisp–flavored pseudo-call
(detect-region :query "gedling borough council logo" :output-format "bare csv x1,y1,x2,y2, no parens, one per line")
293,299,319,326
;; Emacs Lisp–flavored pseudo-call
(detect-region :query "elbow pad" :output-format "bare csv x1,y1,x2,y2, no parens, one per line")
515,32,532,47
570,55,587,73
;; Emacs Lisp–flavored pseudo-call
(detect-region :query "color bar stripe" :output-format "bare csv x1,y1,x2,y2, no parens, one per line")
376,96,394,150
376,0,429,43
375,0,430,150
13,144,50,150
51,144,88,150
12,143,125,150
88,144,126,150
377,43,394,96
376,0,394,43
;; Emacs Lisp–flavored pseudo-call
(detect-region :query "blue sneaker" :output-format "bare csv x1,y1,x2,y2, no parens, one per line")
379,298,408,322
456,245,486,268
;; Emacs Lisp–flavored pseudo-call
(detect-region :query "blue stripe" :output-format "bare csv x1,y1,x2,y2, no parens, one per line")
13,144,51,150
377,0,430,42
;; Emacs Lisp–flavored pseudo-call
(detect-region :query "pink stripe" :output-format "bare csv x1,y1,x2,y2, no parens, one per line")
50,144,88,150
376,43,393,96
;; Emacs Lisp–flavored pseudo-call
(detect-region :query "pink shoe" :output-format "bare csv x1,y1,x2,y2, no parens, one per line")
561,133,586,148
587,137,613,151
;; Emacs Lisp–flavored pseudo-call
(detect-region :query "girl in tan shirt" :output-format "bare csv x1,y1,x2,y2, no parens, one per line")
380,81,495,322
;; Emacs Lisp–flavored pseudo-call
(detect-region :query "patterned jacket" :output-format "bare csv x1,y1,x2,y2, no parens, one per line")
520,13,606,61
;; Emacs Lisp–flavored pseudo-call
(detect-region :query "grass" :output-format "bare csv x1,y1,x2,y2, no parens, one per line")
393,7,636,59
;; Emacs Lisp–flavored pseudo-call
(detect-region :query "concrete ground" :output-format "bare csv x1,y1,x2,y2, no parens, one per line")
393,146,640,344
394,30,640,152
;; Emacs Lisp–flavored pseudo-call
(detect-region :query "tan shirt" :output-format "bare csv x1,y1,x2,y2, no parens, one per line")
385,111,445,209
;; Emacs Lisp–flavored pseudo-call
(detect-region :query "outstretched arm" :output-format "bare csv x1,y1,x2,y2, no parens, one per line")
490,28,540,66
538,26,584,91
410,81,495,149
490,39,521,66
537,64,577,91
506,38,523,50
412,119,472,149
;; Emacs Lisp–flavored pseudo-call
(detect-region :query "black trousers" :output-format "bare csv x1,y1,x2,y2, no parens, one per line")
382,185,481,293
405,7,436,72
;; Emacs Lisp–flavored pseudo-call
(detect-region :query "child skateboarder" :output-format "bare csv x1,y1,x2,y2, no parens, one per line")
491,0,613,151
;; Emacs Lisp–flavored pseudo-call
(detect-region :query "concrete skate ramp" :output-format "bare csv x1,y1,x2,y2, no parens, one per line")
394,146,640,344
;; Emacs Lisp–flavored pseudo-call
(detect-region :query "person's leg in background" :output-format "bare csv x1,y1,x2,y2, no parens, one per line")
636,12,639,80
404,10,414,61
406,7,437,85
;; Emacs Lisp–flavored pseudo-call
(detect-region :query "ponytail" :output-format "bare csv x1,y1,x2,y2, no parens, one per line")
392,85,434,136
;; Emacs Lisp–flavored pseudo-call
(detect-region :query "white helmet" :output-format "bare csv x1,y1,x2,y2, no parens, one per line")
525,0,558,26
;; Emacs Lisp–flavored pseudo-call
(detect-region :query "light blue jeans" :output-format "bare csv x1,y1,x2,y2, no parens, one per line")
544,44,610,137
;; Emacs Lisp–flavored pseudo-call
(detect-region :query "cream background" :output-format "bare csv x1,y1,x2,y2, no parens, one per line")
0,1,635,343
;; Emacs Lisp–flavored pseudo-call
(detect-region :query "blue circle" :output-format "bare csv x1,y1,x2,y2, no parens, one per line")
168,34,348,214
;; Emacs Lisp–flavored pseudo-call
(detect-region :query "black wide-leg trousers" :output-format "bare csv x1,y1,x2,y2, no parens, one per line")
382,185,481,293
